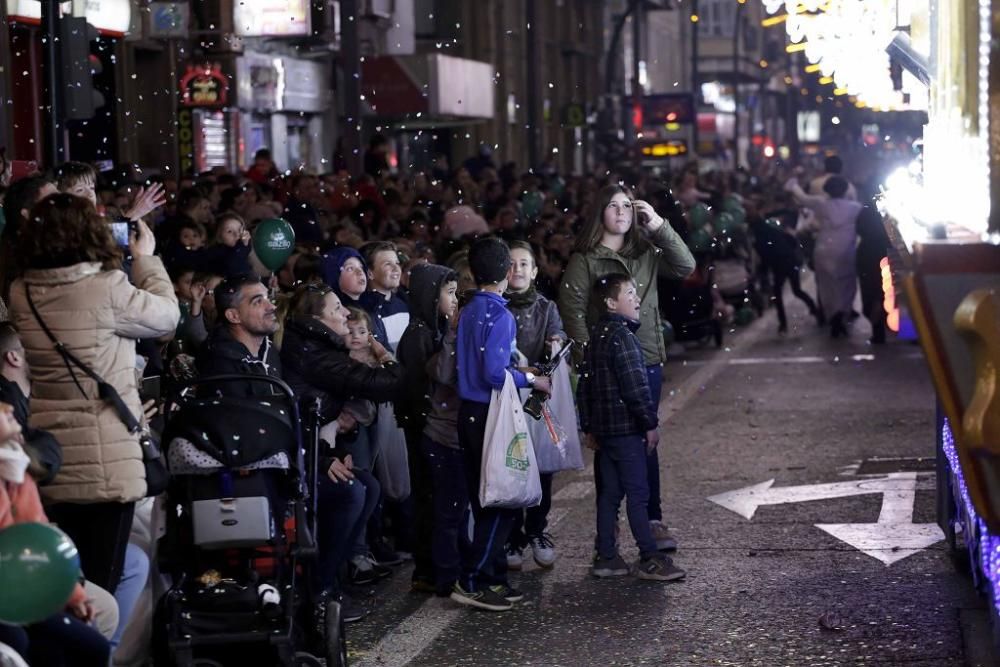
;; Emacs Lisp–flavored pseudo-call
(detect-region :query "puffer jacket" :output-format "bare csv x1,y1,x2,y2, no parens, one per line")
9,257,179,504
558,223,695,366
280,315,403,427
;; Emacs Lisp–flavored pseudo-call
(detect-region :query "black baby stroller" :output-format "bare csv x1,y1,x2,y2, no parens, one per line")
153,375,346,667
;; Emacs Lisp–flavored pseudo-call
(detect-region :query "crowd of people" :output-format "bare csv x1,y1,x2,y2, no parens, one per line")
0,142,890,665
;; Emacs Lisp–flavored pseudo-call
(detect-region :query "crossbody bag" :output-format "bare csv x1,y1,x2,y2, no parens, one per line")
25,287,169,497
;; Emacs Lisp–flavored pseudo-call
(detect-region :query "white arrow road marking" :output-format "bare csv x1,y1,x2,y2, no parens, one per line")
816,472,944,565
709,472,944,565
706,472,920,520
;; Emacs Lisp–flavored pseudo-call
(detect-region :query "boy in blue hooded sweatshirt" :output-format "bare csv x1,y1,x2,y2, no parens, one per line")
453,237,551,612
321,246,390,347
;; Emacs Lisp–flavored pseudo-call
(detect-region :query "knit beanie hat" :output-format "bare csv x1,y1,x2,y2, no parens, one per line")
468,237,511,285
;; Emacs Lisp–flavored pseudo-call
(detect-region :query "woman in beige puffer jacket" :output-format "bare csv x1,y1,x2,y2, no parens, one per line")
8,193,179,592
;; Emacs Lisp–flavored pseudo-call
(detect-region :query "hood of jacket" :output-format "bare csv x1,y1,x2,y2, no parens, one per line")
407,263,454,338
202,324,278,373
320,246,367,303
284,314,347,351
22,262,103,286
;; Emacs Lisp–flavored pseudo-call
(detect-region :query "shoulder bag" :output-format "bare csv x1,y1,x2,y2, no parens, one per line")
25,288,169,497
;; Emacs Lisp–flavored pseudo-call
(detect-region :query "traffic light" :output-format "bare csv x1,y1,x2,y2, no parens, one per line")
59,16,105,121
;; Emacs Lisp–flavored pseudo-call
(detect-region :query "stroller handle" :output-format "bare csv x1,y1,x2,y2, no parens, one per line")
173,374,298,401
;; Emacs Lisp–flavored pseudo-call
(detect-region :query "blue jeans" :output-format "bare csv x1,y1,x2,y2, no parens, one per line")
421,435,471,593
315,467,381,593
596,433,658,560
0,613,111,666
646,364,663,522
111,543,150,649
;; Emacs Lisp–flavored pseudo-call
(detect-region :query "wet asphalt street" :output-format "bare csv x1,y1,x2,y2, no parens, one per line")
345,289,996,667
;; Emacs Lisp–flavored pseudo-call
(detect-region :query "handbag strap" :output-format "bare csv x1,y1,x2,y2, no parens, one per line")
25,287,142,434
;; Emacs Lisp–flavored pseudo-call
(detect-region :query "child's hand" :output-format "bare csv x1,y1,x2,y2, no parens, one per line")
583,433,599,451
190,282,207,306
241,229,252,246
125,182,166,222
645,428,660,453
633,200,664,232
327,458,355,483
370,337,393,364
531,376,552,396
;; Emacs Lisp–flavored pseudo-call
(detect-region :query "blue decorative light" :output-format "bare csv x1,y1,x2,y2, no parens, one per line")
941,419,1000,616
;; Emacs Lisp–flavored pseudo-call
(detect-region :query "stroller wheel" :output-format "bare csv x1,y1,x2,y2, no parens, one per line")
325,599,349,667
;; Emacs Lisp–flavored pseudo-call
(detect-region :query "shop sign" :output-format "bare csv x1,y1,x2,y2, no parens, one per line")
179,64,229,108
7,0,132,36
149,2,189,38
236,54,280,112
177,108,194,175
234,0,311,37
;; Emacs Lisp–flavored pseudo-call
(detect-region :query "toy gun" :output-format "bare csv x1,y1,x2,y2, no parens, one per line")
523,340,574,420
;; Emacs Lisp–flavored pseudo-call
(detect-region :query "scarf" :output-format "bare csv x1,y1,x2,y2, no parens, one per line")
504,285,537,310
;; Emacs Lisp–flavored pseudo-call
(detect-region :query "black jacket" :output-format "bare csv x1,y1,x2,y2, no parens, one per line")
280,315,402,428
196,325,282,398
0,376,61,485
395,263,453,435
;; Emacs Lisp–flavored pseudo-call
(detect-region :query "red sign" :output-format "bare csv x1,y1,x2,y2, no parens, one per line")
360,57,427,116
179,63,229,108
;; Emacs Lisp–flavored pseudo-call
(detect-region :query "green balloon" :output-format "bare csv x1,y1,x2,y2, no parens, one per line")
722,195,743,214
688,203,710,229
688,228,712,253
252,218,296,272
0,522,81,625
716,211,737,235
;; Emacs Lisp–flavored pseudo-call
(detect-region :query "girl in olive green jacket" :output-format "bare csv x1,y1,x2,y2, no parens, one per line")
558,183,694,546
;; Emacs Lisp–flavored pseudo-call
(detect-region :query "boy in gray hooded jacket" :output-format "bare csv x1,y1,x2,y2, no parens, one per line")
396,263,461,595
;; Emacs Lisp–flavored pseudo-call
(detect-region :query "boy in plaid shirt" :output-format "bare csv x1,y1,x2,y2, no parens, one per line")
577,273,686,582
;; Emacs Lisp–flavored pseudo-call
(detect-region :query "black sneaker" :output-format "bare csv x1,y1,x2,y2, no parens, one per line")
636,556,686,582
348,556,378,586
410,577,436,595
369,539,403,566
449,583,513,612
489,584,524,603
339,593,366,623
591,554,630,578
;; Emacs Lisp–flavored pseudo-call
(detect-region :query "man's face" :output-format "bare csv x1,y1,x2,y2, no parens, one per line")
227,283,278,336
338,258,367,299
369,250,401,292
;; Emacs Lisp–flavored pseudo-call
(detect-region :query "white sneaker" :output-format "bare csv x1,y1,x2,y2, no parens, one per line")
506,544,524,571
528,533,557,568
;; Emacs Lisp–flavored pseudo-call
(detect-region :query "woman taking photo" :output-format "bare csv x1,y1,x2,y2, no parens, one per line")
8,193,179,593
559,184,695,551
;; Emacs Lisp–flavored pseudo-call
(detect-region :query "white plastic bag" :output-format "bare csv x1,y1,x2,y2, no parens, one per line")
373,403,411,501
480,372,541,508
532,352,584,473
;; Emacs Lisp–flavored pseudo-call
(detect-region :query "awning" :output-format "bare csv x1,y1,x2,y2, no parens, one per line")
361,53,495,121
6,0,132,37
